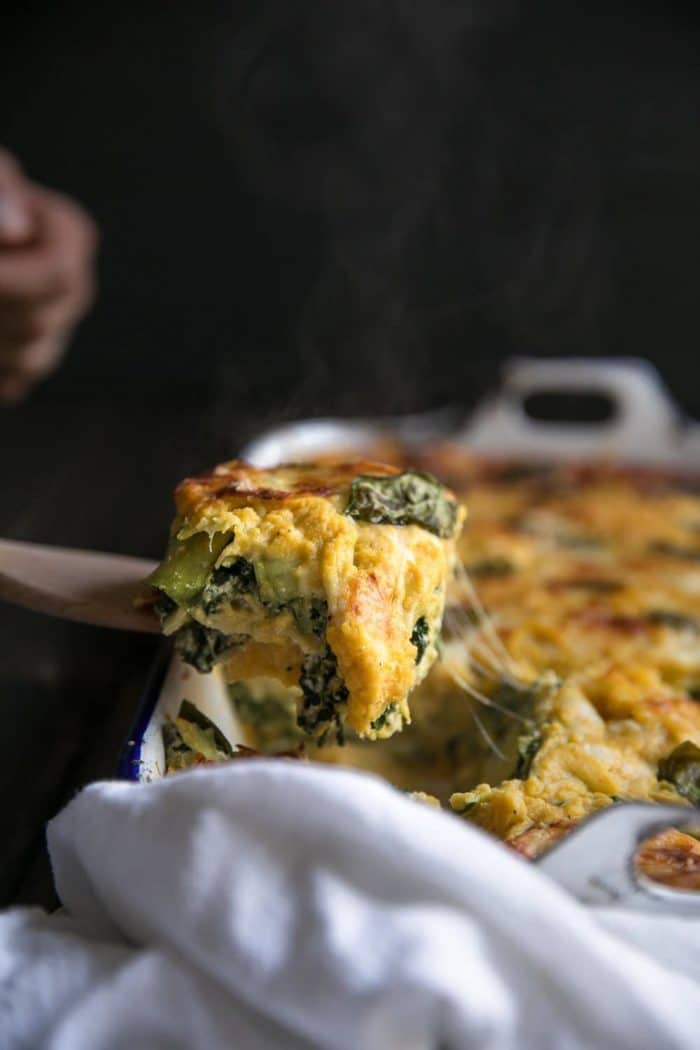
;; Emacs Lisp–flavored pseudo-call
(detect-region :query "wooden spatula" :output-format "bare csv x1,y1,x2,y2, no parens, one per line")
0,539,160,633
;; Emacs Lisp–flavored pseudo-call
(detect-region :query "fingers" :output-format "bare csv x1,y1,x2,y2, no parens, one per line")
0,261,96,343
0,147,33,245
0,185,98,303
0,147,98,402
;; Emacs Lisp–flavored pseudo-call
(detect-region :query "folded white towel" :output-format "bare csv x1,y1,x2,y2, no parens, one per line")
1,761,699,1049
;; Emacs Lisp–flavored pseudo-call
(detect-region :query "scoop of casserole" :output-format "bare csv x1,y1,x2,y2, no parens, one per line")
149,460,464,742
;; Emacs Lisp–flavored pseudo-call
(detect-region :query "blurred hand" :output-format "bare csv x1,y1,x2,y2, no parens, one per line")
0,147,98,402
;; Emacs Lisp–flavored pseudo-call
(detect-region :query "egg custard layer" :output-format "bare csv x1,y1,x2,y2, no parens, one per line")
150,460,464,741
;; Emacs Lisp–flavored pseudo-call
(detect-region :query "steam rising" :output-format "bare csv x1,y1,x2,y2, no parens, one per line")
202,2,685,414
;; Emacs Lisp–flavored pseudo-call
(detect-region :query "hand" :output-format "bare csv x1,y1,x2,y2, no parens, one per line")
0,147,98,402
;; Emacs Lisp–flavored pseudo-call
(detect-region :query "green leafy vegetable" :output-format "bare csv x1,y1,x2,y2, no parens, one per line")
646,609,698,633
345,471,458,538
410,616,430,664
177,699,234,756
658,741,700,805
198,554,327,639
254,558,300,605
514,722,542,779
199,557,257,615
298,645,348,745
173,622,243,673
370,702,403,734
163,699,234,771
287,597,328,638
149,531,232,605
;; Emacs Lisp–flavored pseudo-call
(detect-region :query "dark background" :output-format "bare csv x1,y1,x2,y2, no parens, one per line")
1,1,699,906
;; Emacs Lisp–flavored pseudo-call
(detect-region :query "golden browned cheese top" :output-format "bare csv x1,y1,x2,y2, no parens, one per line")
175,460,401,518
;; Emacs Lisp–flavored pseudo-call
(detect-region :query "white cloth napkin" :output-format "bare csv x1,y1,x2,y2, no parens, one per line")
1,761,699,1050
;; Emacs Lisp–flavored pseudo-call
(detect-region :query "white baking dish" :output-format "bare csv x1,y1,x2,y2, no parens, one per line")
118,356,700,911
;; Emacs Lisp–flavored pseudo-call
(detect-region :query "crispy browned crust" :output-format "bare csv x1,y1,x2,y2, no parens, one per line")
175,459,401,517
508,821,575,859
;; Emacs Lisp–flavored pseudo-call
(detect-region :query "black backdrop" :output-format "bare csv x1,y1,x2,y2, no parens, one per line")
3,1,700,417
2,1,700,906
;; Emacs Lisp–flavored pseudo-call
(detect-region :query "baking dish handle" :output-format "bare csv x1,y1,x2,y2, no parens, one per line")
464,357,687,461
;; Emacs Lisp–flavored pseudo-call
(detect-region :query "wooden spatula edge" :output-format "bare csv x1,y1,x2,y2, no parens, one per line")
0,539,161,633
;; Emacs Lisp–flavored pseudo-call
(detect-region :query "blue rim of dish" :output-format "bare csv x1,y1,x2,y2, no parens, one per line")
116,641,171,781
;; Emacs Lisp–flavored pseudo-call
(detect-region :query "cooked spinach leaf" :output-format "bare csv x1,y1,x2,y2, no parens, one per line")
345,471,458,538
173,622,243,673
163,699,234,771
658,741,700,805
199,557,257,615
287,597,328,638
514,722,542,779
298,645,348,745
370,702,402,733
198,554,327,640
177,699,234,756
254,558,299,605
647,609,698,633
150,531,232,605
410,616,430,664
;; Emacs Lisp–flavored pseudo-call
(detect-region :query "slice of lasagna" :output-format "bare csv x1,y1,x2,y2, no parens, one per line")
150,460,464,742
